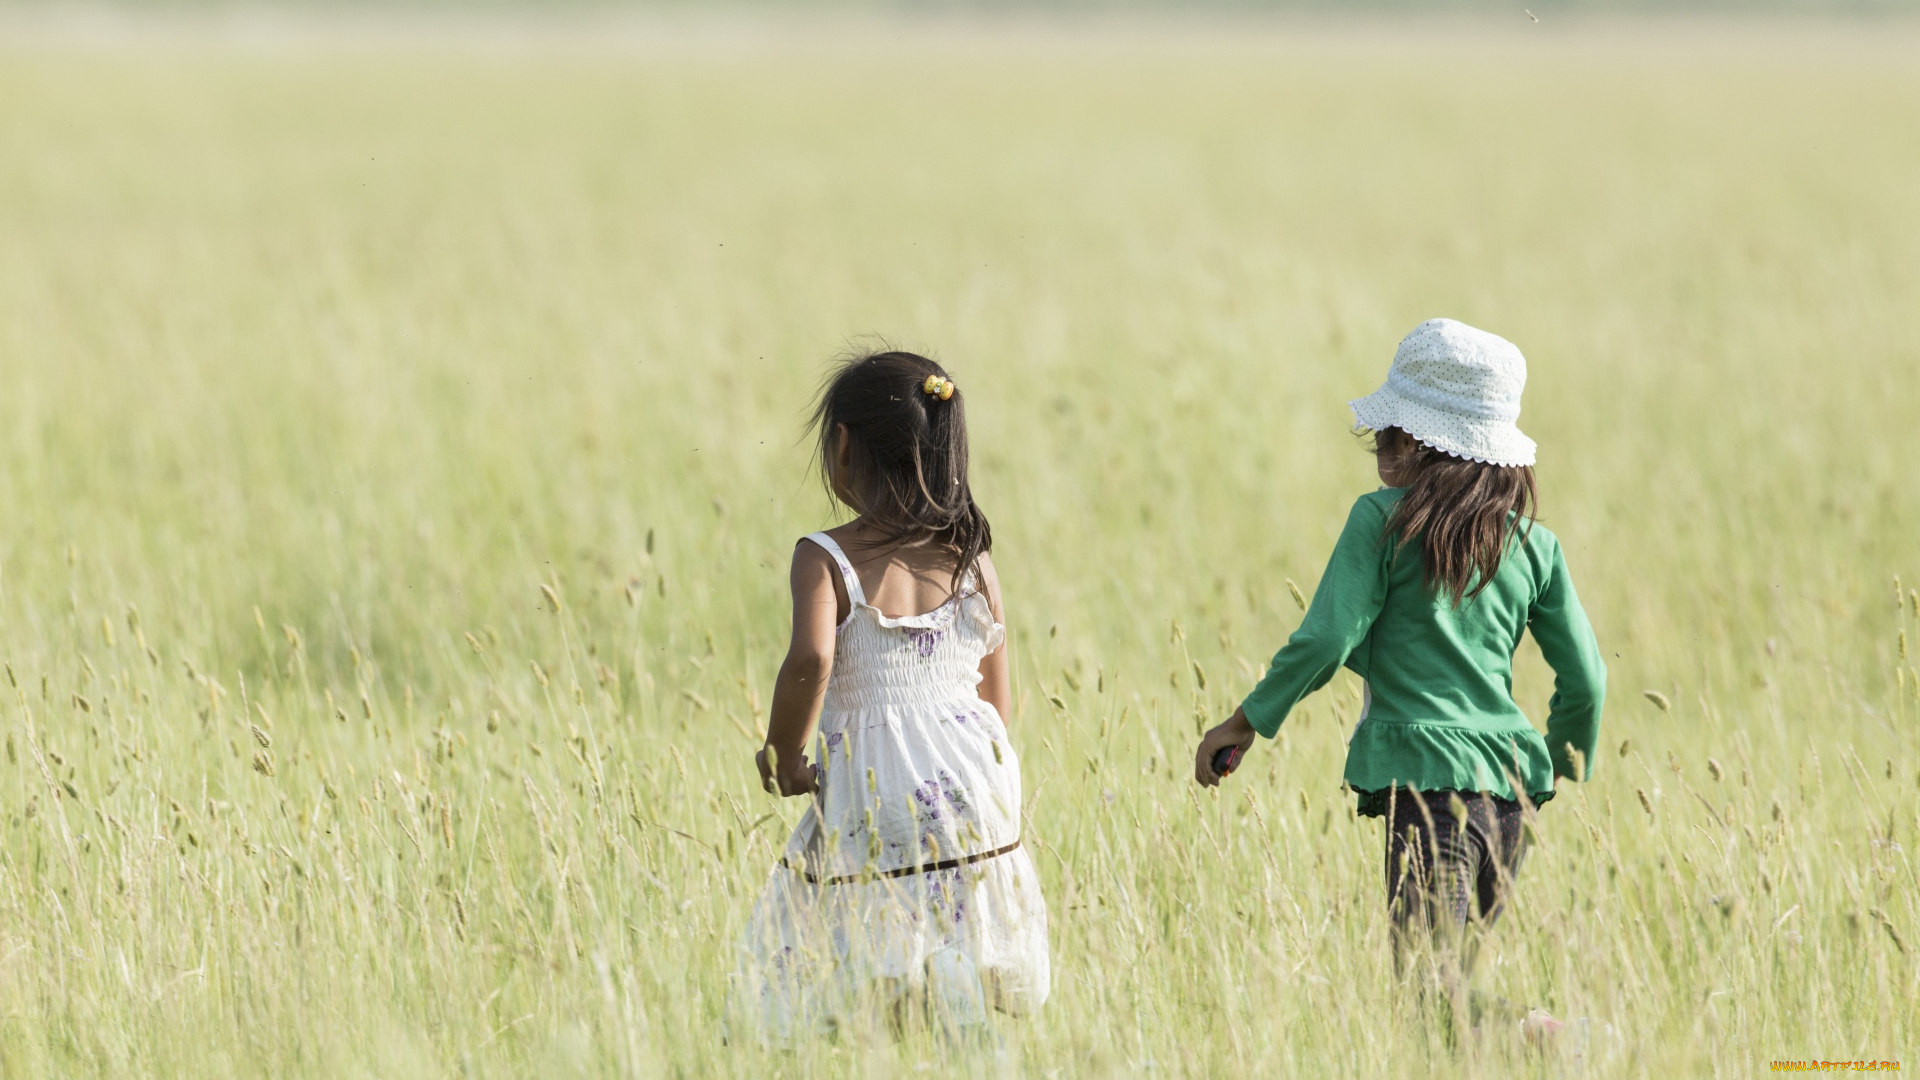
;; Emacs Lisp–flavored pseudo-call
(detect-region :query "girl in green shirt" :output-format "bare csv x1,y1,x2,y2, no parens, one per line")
1195,319,1606,1033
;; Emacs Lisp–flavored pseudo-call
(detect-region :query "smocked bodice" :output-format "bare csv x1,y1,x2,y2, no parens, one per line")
810,535,1006,714
824,591,1004,710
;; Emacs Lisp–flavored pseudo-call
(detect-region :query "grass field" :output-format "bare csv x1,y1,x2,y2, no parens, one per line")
0,14,1917,1077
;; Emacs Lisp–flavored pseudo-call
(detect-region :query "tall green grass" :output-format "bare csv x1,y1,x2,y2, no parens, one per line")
0,18,1915,1077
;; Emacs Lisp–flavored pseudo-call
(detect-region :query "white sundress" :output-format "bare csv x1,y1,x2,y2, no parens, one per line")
734,533,1051,1043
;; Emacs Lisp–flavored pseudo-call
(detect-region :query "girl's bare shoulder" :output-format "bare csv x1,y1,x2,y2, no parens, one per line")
973,551,1005,617
974,550,1001,585
789,536,838,587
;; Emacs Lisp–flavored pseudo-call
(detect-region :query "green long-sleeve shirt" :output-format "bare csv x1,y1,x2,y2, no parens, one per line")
1241,488,1606,815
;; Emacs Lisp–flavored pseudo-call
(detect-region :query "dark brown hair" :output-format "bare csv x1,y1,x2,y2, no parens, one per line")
1369,426,1537,604
810,350,991,591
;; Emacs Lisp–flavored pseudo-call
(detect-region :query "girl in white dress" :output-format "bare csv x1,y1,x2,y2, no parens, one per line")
736,350,1049,1045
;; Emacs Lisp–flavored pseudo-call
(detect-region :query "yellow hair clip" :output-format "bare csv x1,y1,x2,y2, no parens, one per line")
921,375,956,401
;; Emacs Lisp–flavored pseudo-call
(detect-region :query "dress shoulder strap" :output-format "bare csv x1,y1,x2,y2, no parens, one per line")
801,532,867,608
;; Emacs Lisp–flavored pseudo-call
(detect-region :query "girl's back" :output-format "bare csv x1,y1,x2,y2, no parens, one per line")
793,528,1019,881
815,526,984,626
1275,486,1605,813
1361,493,1592,732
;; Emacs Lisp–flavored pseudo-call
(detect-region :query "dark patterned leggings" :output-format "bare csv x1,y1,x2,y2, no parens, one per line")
1385,789,1529,932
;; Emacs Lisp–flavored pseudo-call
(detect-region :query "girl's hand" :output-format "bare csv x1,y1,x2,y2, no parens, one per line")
757,744,819,797
1194,706,1258,788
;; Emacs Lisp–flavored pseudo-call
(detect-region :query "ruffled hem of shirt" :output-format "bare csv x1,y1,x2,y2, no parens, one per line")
1342,720,1556,817
1350,784,1556,819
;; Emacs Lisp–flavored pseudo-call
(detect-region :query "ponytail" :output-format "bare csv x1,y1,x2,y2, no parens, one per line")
810,350,992,591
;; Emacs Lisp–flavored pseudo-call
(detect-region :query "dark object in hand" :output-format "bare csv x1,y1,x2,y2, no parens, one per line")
1211,744,1245,778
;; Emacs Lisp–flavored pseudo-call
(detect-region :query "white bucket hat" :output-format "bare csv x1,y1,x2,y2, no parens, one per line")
1349,318,1537,467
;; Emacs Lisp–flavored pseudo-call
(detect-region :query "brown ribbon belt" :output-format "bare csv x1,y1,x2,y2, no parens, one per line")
780,839,1022,886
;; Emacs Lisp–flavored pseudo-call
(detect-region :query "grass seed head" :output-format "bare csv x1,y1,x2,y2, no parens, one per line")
1872,908,1908,954
1643,690,1671,711
252,750,275,778
1285,579,1307,612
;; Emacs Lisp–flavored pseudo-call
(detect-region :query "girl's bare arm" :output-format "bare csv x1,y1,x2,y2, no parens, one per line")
756,542,842,796
975,553,1015,727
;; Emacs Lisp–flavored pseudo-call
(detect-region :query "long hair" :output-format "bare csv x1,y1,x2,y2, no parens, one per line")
809,350,992,591
1369,426,1537,605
